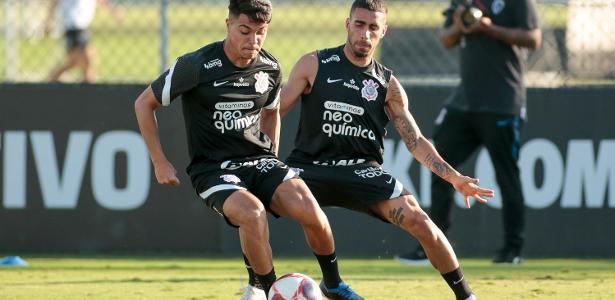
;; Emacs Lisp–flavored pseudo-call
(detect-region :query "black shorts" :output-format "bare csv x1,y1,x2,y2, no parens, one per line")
288,161,411,220
65,29,91,51
192,158,300,227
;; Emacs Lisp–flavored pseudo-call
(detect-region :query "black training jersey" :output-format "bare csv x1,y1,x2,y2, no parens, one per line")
151,41,282,175
443,0,539,117
287,45,392,166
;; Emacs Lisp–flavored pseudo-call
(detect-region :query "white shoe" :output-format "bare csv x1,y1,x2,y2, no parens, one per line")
240,285,267,300
465,294,477,300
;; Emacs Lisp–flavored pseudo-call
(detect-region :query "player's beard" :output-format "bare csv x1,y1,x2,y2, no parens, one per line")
349,38,370,58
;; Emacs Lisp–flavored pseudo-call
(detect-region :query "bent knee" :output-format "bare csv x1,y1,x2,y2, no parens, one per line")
227,201,267,228
401,209,438,241
292,190,327,224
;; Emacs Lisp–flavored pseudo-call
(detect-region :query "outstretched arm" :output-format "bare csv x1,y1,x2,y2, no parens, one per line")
385,75,494,207
134,86,180,186
279,52,318,118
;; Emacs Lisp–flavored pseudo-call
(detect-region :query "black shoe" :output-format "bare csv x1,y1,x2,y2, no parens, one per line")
394,246,430,266
493,247,522,264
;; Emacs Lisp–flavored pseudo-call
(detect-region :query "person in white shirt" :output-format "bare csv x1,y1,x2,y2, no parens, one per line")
45,0,123,83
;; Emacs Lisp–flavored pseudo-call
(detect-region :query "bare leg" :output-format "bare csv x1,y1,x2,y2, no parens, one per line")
82,44,97,83
223,189,273,275
48,49,81,82
269,178,334,255
372,195,458,273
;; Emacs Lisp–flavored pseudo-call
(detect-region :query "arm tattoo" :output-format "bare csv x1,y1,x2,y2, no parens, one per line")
389,207,405,226
394,117,419,151
424,153,454,179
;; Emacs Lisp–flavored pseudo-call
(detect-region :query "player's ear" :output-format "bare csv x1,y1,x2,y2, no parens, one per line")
381,24,388,38
345,17,350,30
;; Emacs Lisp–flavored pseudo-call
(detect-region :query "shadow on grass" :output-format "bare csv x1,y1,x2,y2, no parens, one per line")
3,276,220,286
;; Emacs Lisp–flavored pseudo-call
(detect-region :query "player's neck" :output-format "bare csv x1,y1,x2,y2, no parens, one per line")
223,40,255,68
343,44,372,67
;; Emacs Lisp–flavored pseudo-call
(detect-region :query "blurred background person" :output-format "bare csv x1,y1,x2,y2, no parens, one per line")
44,0,124,83
396,0,541,265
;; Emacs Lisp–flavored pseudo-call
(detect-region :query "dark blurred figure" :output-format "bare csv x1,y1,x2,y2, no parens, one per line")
396,0,541,265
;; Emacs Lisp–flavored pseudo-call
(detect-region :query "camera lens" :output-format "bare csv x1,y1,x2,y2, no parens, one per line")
463,7,483,25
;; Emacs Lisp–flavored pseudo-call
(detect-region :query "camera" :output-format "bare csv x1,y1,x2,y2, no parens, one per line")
455,0,483,26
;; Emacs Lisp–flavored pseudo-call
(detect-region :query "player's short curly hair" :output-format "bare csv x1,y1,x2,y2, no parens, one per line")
350,0,388,15
228,0,273,23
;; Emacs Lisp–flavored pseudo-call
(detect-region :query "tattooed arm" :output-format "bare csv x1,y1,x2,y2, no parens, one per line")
385,75,494,207
385,76,457,181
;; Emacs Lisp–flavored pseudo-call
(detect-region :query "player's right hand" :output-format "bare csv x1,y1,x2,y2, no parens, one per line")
154,160,180,186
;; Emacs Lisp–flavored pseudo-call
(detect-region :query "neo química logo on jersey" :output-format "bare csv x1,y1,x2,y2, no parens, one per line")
321,101,376,140
213,101,259,134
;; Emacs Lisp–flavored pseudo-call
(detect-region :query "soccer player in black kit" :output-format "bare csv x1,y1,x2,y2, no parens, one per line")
134,1,361,299
277,1,494,299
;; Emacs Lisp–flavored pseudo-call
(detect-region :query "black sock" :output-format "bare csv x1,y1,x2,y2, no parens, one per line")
442,268,473,300
314,252,342,289
254,268,276,297
243,254,257,287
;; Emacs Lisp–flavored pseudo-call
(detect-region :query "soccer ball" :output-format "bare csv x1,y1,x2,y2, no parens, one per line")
268,273,323,300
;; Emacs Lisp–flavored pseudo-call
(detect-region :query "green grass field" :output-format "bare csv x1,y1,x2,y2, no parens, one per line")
0,2,569,83
1,256,614,299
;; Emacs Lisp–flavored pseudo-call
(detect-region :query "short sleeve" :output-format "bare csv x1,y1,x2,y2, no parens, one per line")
151,53,201,106
263,72,282,110
515,0,540,29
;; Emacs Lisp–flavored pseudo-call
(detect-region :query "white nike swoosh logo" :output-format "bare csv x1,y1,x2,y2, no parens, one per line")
386,177,393,184
453,276,464,285
213,81,228,87
327,78,343,83
330,257,337,263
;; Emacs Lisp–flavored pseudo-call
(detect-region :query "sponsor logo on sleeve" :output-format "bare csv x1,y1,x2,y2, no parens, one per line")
204,58,222,69
259,56,279,69
321,54,341,64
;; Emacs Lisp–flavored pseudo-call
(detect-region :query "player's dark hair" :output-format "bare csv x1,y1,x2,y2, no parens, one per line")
229,0,273,23
350,0,388,15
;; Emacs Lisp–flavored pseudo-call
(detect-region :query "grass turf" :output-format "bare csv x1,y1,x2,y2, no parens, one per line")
0,256,614,299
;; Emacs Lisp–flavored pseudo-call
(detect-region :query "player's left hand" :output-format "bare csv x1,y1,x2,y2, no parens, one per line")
450,175,494,208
